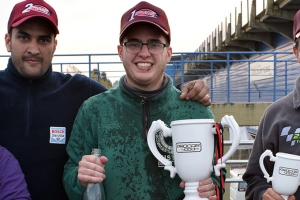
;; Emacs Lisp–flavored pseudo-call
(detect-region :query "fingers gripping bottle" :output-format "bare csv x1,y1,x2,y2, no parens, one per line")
82,148,102,200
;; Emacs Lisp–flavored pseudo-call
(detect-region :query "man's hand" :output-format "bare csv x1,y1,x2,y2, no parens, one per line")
179,80,211,106
77,155,108,187
180,178,216,199
262,188,295,200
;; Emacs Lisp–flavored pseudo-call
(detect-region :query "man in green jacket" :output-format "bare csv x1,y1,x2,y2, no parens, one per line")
63,1,224,199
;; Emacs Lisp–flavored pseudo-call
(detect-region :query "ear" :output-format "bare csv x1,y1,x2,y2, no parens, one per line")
293,47,299,59
117,45,123,61
5,33,11,52
54,39,57,52
50,39,57,58
166,46,172,62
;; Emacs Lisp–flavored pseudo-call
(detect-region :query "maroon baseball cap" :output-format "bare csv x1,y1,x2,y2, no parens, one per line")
7,0,59,34
119,1,170,43
293,10,300,42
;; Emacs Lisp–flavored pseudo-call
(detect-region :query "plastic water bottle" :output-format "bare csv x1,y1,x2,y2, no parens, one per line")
82,148,102,200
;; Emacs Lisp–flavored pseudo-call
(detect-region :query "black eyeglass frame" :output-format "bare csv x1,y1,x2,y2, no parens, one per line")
122,41,167,54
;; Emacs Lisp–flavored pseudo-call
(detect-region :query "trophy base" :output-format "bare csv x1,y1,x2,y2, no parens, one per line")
184,182,208,200
281,195,288,200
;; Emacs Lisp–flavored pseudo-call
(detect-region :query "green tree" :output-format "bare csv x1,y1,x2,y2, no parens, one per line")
91,69,112,89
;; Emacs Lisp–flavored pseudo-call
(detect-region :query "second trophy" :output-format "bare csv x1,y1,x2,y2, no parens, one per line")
259,149,300,200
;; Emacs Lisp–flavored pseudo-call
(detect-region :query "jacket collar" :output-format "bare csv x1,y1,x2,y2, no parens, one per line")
121,74,169,99
119,74,175,107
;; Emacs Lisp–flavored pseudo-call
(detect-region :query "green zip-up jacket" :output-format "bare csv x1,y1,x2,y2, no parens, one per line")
63,75,224,200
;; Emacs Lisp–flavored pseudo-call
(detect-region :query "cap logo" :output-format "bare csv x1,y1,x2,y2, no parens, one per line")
22,3,50,15
129,9,158,21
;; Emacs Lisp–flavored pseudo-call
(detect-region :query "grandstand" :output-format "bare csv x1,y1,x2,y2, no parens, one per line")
167,0,300,103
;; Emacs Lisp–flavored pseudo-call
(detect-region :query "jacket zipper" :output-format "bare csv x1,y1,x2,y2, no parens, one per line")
26,80,32,137
140,96,150,140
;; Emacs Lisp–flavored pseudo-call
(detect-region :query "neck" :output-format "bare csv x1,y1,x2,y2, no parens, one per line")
124,75,165,91
122,75,169,97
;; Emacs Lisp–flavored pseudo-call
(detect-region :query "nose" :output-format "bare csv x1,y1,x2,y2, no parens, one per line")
27,40,40,55
139,43,150,56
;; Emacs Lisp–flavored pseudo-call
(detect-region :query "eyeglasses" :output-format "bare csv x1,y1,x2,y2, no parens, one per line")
123,41,167,55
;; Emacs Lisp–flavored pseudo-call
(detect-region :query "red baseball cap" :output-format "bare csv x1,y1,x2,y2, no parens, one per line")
293,10,300,42
8,0,59,34
119,1,170,43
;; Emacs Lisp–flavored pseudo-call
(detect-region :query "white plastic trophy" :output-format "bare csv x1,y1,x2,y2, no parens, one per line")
259,149,300,200
147,115,241,200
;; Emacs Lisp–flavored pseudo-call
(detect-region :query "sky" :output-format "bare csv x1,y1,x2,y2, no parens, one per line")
0,0,245,79
0,0,244,55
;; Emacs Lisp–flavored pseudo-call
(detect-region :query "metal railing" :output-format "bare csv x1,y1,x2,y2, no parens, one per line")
1,51,296,104
50,51,297,103
176,51,297,103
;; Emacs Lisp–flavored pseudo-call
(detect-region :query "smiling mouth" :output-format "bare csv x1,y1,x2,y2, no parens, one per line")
136,63,153,71
137,63,152,67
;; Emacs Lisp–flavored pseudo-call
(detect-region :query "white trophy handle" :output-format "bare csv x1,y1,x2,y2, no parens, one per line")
259,149,276,183
214,115,241,176
147,120,177,178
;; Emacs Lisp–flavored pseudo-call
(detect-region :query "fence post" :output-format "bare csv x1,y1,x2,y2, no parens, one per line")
248,61,251,102
273,52,277,101
180,53,184,83
88,54,92,78
227,52,231,103
210,61,214,101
